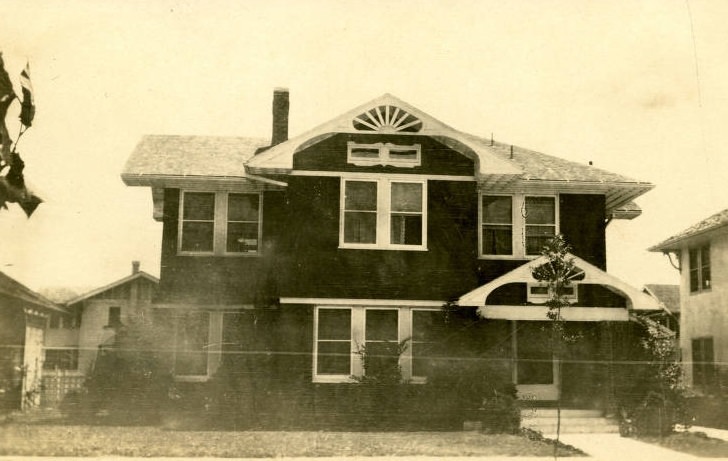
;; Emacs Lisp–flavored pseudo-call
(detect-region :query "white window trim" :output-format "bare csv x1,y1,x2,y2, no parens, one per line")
339,177,428,251
173,311,223,382
478,193,559,260
313,305,439,384
526,283,578,304
688,245,711,294
178,191,263,257
347,141,421,167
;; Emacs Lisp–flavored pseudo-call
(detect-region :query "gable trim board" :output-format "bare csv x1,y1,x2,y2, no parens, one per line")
458,252,662,313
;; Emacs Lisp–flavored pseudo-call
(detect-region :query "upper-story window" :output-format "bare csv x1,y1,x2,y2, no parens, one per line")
347,142,421,168
179,191,262,256
689,245,711,293
480,194,558,258
340,178,426,250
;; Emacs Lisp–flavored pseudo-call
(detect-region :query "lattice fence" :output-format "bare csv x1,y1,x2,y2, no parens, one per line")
41,371,85,408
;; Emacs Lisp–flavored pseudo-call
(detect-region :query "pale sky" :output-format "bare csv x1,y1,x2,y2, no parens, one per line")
1,0,726,293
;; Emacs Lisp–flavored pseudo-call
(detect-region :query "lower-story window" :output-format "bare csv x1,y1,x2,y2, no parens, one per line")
43,348,79,371
313,306,442,383
174,311,211,377
692,337,716,392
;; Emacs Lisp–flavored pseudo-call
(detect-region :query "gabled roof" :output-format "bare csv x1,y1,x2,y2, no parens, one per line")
643,284,680,314
0,271,64,312
458,253,662,312
122,93,653,214
246,93,522,177
121,135,285,188
65,271,159,307
649,208,728,252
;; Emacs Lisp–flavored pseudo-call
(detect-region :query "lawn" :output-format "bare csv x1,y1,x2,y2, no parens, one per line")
0,424,584,458
639,431,728,458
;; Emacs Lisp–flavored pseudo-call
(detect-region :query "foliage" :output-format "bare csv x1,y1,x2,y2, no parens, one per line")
351,338,410,385
617,321,690,436
74,311,176,424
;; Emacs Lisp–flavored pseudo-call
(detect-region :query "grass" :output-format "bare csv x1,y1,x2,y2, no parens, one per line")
0,422,584,458
639,431,728,458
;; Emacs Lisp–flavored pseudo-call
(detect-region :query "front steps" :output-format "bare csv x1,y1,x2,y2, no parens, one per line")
520,408,619,434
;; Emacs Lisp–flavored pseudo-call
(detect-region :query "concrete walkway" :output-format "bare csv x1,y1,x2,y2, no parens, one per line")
555,433,728,461
688,425,728,441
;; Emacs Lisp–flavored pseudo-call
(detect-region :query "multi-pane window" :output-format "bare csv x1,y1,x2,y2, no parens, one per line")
341,178,426,250
174,311,210,376
347,142,421,167
179,191,262,255
44,348,79,370
689,245,711,293
525,196,556,255
364,309,399,376
343,181,377,244
313,306,442,383
227,194,260,253
315,308,352,376
479,194,557,258
482,195,513,255
692,337,715,391
181,192,215,252
390,182,423,245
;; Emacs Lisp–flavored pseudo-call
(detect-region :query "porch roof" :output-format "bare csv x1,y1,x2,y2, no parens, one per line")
457,253,662,314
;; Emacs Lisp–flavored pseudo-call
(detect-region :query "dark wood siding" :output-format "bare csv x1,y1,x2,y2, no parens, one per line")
157,188,286,305
277,177,481,300
559,194,606,269
293,133,475,176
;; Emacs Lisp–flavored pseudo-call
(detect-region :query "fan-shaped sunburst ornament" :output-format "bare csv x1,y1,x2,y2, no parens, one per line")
352,105,422,133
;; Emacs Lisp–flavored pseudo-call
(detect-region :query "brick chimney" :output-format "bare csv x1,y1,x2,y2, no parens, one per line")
271,87,289,147
132,260,140,274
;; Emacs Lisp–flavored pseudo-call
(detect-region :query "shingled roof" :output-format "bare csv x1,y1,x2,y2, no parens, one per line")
122,94,653,216
0,271,64,312
644,284,680,314
649,208,728,252
123,135,267,181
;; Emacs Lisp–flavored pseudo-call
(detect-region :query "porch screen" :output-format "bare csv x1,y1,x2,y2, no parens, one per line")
517,323,553,385
316,308,351,375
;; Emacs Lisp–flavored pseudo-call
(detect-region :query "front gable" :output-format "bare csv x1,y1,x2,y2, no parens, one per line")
246,93,522,179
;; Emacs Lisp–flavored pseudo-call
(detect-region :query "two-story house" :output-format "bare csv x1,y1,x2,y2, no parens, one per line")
650,208,728,394
122,91,661,421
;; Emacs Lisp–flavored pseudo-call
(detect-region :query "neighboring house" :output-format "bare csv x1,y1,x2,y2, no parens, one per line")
642,284,680,336
121,91,661,418
42,262,158,406
650,208,728,394
0,270,62,411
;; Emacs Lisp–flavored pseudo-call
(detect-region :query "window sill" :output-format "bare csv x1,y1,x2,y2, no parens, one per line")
689,289,712,296
478,255,538,260
177,252,262,257
174,375,210,383
313,375,356,384
339,245,428,252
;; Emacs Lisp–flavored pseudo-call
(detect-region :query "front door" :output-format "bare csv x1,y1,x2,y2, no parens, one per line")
513,321,559,401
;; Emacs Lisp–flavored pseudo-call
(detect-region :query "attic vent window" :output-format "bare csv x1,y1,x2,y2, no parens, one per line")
352,105,423,133
347,142,421,167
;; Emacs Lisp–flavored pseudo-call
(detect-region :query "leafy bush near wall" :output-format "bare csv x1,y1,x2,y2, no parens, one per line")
66,313,176,424
615,322,691,436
